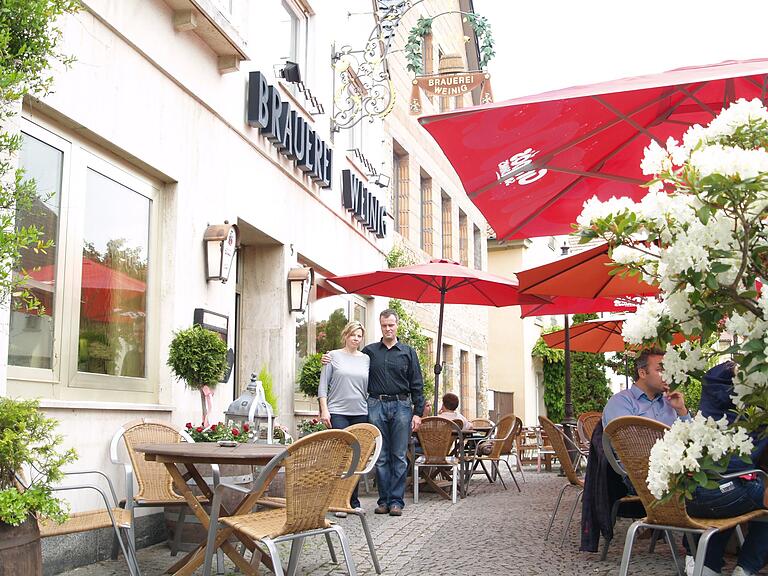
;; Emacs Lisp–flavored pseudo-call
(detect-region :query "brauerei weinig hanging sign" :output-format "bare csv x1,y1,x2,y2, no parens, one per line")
409,72,493,114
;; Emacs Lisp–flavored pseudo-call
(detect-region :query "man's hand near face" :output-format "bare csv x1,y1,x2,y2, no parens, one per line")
665,389,688,416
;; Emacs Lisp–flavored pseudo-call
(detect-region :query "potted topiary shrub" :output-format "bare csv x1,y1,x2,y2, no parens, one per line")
0,398,77,571
297,353,322,398
167,325,228,425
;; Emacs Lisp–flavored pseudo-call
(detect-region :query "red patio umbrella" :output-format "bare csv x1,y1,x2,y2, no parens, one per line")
543,318,632,353
517,243,658,299
327,259,549,415
543,318,687,352
419,59,768,240
519,295,636,319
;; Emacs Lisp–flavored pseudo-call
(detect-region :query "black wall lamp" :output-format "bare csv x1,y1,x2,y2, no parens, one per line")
204,222,239,283
279,61,302,84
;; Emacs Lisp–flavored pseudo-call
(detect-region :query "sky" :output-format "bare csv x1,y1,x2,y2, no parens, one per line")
473,0,768,101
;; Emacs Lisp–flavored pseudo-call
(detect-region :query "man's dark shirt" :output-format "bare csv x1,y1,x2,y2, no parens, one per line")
363,339,424,416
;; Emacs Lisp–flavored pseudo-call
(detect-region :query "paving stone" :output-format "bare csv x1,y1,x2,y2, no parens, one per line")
55,468,757,576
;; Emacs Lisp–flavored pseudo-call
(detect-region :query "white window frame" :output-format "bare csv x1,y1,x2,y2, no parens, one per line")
8,117,161,403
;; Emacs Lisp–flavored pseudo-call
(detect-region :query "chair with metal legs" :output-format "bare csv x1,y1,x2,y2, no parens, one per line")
257,423,384,574
539,416,584,546
606,416,768,576
202,429,361,576
33,469,142,576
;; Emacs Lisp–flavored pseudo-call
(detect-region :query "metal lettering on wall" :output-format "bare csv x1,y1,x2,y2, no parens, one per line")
247,71,333,188
342,169,387,238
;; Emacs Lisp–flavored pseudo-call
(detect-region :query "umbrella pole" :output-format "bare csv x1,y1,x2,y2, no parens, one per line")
624,352,630,390
563,315,577,461
433,284,447,416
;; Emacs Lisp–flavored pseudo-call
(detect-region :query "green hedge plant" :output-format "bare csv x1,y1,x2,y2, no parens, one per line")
0,398,77,526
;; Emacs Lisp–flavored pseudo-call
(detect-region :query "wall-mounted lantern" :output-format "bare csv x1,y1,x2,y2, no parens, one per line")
287,266,314,312
204,222,239,283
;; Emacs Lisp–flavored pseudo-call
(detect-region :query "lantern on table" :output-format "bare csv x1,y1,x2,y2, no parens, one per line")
224,373,274,443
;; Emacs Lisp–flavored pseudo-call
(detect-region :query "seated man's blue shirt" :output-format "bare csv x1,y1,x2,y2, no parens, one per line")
602,385,690,428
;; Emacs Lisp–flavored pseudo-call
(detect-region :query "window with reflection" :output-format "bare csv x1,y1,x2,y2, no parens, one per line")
294,290,367,392
8,133,62,368
77,169,149,377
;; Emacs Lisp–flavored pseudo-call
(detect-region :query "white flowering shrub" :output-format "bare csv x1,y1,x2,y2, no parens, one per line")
647,414,753,501
577,98,768,435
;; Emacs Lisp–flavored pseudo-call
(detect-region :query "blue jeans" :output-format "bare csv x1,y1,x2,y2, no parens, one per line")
367,397,412,509
686,477,767,573
330,413,368,508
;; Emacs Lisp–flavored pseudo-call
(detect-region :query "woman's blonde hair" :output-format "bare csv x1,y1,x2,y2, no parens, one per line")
340,320,365,344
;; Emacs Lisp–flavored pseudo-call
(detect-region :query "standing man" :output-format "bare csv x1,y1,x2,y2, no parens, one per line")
603,348,690,428
365,309,424,516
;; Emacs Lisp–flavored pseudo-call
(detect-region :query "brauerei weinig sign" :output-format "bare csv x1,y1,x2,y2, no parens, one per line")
247,71,333,188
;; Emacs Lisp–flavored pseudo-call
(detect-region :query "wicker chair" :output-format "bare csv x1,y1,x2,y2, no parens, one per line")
414,417,462,504
202,429,361,576
606,416,768,576
110,418,214,556
471,418,494,428
598,424,645,560
577,411,602,447
500,416,526,482
540,416,584,546
33,470,141,576
471,414,521,492
258,424,383,574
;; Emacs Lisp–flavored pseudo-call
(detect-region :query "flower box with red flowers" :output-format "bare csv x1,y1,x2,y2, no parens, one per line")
184,422,249,443
297,418,328,437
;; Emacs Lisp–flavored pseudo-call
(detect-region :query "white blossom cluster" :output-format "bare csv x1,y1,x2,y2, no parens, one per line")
647,413,754,500
577,99,768,408
662,341,707,386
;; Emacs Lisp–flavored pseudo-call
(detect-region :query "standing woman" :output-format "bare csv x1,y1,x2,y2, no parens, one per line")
318,320,369,508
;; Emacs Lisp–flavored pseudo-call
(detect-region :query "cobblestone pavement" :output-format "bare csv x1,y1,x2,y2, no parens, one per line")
58,467,751,576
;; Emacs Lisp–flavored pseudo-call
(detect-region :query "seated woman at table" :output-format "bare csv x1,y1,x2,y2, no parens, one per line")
437,393,474,431
685,361,768,576
318,320,369,509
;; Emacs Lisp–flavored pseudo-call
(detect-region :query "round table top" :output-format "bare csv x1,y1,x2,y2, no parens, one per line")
135,442,286,465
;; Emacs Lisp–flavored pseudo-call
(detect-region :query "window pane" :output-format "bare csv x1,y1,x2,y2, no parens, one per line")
78,169,149,377
313,296,348,354
8,133,62,369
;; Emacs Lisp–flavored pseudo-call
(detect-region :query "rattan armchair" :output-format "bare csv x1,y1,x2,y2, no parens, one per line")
539,416,584,546
33,469,141,576
598,423,645,560
257,424,383,574
110,418,214,556
606,416,768,576
414,417,463,504
471,414,521,492
471,418,494,428
202,429,361,576
577,411,602,447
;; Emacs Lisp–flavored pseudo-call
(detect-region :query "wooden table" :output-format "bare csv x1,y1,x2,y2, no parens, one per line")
136,442,286,576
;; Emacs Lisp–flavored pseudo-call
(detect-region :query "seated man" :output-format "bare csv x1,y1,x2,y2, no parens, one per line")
437,392,474,431
685,361,768,576
603,348,690,428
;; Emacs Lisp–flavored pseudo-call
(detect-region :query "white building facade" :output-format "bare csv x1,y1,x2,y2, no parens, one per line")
2,0,489,568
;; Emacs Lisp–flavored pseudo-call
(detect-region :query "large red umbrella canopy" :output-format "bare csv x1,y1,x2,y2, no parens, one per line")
419,59,768,240
328,259,549,414
517,243,658,299
328,259,549,306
